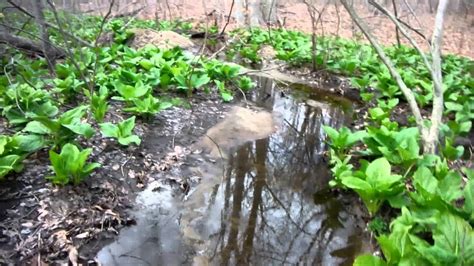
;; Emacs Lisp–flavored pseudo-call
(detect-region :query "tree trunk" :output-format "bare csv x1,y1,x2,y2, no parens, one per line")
32,0,55,71
342,0,449,155
424,0,448,154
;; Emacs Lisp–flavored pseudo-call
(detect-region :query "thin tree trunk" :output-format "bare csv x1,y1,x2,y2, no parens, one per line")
392,0,401,47
425,0,448,154
303,1,318,72
340,0,427,144
343,0,449,154
32,0,55,71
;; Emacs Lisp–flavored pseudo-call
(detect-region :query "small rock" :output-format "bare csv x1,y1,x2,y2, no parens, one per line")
20,229,31,235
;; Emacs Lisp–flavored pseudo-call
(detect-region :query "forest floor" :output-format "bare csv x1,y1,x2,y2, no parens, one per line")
1,1,473,264
139,1,474,58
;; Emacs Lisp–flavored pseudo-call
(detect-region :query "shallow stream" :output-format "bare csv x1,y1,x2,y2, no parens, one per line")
97,76,373,265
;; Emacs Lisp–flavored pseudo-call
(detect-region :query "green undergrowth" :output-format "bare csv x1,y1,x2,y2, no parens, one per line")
1,12,474,264
225,26,474,266
0,16,253,185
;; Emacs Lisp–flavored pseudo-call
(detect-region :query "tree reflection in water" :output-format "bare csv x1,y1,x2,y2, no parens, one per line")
187,77,371,265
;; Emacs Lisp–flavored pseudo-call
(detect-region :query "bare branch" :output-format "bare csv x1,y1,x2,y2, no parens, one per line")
6,0,92,48
391,0,401,47
340,0,426,140
220,0,235,36
368,1,433,72
402,0,425,32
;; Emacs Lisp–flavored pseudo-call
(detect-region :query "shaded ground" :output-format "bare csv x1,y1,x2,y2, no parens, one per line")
0,92,228,264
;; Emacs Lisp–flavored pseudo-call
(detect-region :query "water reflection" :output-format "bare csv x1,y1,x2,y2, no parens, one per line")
97,77,371,265
183,77,370,265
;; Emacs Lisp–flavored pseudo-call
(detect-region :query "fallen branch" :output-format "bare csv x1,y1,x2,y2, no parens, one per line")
0,30,65,58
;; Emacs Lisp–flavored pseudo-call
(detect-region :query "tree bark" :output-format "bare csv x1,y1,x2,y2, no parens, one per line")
391,0,401,47
425,0,448,154
32,0,55,71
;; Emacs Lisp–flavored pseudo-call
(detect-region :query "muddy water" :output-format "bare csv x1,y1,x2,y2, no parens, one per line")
97,77,373,265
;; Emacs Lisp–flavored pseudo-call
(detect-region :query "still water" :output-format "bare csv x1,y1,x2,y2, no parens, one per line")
97,76,372,265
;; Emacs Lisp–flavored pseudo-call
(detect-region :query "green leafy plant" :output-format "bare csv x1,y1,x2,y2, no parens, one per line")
1,83,58,126
238,76,255,92
24,105,95,146
53,75,85,100
215,80,233,102
363,126,420,167
99,116,141,146
123,94,173,118
0,154,22,178
112,80,150,101
85,86,109,122
341,157,404,215
327,149,353,188
174,69,211,92
204,61,240,81
323,126,367,156
48,143,101,185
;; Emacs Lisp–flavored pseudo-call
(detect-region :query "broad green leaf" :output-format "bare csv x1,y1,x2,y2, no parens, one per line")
413,167,438,195
15,135,46,152
99,123,119,138
63,122,95,138
118,135,141,146
220,91,233,102
438,171,462,203
23,121,52,135
323,126,339,141
119,116,136,136
139,59,154,70
59,105,88,124
464,179,474,221
421,213,474,265
445,102,463,112
48,143,100,185
354,255,387,266
0,155,22,178
377,235,400,264
366,157,391,182
192,73,211,88
342,177,372,191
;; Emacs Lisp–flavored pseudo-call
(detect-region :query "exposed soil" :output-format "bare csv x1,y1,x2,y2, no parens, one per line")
0,92,230,265
130,29,195,50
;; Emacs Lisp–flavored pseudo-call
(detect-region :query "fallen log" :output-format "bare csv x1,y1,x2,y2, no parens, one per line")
0,31,65,58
